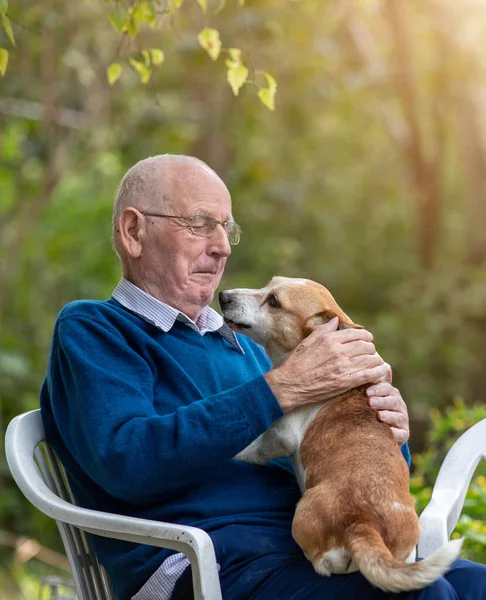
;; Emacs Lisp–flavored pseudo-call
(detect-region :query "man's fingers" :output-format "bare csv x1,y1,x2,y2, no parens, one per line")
377,409,409,430
297,317,339,348
366,382,399,397
367,388,410,446
350,363,390,387
337,328,374,343
369,395,407,414
318,316,340,332
343,340,376,358
390,427,410,446
351,353,384,370
302,323,373,353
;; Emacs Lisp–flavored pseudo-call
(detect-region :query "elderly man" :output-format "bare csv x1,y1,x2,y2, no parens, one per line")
41,155,485,600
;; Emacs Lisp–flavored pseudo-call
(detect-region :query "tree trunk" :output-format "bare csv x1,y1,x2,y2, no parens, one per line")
384,0,442,270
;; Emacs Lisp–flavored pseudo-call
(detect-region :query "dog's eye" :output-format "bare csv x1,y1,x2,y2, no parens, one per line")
267,294,281,309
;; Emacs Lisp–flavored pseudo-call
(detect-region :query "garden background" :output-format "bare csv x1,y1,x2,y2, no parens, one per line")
1,0,486,597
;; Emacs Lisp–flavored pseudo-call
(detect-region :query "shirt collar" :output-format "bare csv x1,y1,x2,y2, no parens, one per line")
112,278,244,354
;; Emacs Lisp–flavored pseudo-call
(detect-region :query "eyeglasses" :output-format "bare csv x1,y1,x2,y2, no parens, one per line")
141,212,242,245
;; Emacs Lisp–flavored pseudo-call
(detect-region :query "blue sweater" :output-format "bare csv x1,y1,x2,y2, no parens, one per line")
40,298,411,600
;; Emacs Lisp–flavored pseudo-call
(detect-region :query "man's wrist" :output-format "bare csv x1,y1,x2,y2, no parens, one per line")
264,369,296,414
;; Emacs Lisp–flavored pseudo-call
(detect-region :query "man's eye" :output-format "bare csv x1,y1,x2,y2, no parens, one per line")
192,216,211,228
267,294,281,309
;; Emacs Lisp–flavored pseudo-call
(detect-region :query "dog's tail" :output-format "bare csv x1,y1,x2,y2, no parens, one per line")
344,524,462,593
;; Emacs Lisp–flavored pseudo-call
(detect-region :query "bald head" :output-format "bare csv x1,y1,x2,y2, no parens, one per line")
112,154,221,260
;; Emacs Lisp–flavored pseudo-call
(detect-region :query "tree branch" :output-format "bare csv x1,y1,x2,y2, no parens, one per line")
0,96,87,129
0,530,71,572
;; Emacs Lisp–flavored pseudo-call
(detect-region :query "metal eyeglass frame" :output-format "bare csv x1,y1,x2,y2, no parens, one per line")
140,211,242,245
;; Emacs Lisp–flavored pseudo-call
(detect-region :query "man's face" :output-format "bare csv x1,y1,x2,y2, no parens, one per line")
140,165,233,320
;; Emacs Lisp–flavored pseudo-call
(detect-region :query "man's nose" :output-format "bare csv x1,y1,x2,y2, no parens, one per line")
219,291,233,308
208,224,232,257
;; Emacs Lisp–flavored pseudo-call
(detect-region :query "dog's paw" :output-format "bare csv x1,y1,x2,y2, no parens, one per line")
234,449,268,465
233,450,252,463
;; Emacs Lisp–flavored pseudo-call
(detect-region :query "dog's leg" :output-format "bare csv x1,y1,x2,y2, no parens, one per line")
235,419,298,465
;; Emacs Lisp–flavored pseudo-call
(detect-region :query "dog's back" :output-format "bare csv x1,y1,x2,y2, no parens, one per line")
292,388,461,592
293,388,418,565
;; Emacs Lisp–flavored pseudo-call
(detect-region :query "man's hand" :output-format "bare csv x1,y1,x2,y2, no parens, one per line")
265,317,391,413
366,382,410,446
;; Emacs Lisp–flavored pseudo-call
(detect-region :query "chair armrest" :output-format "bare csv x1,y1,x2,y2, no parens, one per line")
61,502,221,600
20,477,222,600
5,413,222,600
417,418,486,558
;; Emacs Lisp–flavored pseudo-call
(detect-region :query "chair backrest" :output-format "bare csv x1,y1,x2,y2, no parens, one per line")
5,410,116,600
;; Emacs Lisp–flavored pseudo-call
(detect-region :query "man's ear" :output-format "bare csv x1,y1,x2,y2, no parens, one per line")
304,309,364,336
118,208,145,259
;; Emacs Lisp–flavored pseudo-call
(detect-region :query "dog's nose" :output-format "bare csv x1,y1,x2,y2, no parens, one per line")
219,291,233,308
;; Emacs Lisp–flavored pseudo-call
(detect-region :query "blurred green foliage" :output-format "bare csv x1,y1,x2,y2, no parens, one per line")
411,399,486,563
0,566,76,600
1,0,485,591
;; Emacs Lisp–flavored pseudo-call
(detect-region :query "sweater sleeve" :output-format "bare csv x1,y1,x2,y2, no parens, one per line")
49,314,284,505
401,442,411,467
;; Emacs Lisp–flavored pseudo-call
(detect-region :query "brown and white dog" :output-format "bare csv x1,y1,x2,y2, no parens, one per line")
219,276,462,593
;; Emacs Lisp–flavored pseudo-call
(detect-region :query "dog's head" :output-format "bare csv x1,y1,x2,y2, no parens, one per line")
219,276,363,365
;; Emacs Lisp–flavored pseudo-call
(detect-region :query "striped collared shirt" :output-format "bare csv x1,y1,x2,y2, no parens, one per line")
111,278,233,599
112,277,244,353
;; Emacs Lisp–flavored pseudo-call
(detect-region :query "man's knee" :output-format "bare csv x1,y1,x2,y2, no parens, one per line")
442,558,486,599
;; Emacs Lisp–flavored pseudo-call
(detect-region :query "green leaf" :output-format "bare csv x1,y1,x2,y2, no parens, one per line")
257,71,277,110
0,0,7,16
2,13,14,46
215,0,226,15
258,88,275,111
0,47,8,77
126,16,140,38
107,62,122,85
198,28,221,61
228,48,242,62
238,0,245,4
133,0,156,27
167,0,184,14
150,48,164,67
263,72,277,93
109,7,127,33
196,0,207,12
225,47,247,96
142,49,151,67
226,63,248,96
129,57,151,84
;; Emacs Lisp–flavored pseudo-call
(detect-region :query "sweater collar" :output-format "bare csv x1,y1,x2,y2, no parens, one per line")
112,278,244,354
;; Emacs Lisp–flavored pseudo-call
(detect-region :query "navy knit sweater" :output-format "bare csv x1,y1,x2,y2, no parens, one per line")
40,298,411,600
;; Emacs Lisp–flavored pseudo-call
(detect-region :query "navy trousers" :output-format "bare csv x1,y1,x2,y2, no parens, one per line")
172,557,486,600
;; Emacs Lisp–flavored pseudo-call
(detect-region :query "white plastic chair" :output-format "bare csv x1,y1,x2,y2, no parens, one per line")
5,410,486,600
417,417,486,557
5,410,222,600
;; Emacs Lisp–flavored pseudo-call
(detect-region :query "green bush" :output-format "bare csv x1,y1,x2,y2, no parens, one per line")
410,399,486,563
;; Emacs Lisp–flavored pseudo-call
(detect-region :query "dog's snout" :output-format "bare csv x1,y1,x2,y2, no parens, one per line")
219,291,233,309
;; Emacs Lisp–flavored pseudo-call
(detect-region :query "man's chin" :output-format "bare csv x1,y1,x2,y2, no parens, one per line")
189,274,222,306
195,284,217,307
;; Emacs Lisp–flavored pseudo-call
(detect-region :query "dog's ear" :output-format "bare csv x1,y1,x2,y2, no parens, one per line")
304,313,327,336
304,309,364,336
